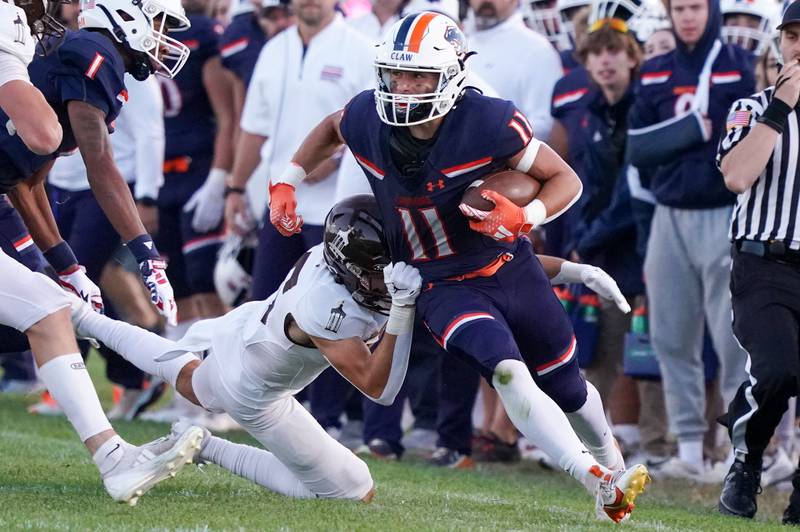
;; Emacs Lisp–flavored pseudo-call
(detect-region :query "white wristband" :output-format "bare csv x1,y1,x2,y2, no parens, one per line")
549,260,585,285
514,138,542,173
386,304,415,336
275,162,306,187
523,199,547,228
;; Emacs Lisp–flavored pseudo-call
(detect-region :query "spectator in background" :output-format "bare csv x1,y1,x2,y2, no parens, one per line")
555,0,592,70
466,0,562,141
347,0,406,40
627,0,754,480
569,8,642,437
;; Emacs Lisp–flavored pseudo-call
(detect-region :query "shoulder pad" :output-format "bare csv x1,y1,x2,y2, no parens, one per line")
0,3,34,66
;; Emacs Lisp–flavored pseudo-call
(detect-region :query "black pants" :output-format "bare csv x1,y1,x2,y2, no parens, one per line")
724,247,800,467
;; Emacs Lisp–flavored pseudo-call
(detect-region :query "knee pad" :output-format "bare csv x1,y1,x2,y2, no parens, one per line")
535,358,587,413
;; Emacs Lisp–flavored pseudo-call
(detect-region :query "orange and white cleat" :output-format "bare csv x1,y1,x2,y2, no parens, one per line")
594,464,651,523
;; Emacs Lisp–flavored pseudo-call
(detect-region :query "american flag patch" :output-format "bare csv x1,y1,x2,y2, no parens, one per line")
726,110,751,130
320,65,343,81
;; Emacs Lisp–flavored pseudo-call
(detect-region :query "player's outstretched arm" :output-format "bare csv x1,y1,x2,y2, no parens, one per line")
68,100,177,325
310,262,421,405
268,110,346,237
539,255,630,313
0,80,62,155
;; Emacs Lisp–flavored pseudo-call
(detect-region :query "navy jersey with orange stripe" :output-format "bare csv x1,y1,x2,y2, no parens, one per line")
339,88,533,282
162,14,223,160
0,30,126,192
218,12,266,86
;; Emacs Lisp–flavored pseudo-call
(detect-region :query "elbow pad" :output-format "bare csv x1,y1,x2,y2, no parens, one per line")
628,111,708,167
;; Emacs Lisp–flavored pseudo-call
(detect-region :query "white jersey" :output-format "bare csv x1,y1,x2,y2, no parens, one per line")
166,244,386,407
0,2,35,87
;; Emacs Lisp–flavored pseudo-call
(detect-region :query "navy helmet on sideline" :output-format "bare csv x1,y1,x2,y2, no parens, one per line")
14,0,67,50
323,195,392,314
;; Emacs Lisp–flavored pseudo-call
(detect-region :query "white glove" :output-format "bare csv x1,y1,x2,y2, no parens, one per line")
58,266,104,314
138,258,178,326
384,262,422,307
184,168,227,233
551,261,631,313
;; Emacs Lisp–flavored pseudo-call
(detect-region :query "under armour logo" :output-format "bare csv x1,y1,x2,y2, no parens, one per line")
426,179,445,192
13,14,25,45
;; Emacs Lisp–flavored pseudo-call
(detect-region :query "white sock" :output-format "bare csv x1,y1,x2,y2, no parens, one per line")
38,354,112,441
678,438,704,469
202,435,316,499
565,381,622,469
92,434,129,476
492,359,602,493
164,318,198,341
74,310,197,388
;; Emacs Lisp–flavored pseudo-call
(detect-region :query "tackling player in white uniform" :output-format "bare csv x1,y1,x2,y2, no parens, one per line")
69,195,633,500
0,0,204,505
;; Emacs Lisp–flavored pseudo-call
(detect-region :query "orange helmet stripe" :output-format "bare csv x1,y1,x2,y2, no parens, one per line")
407,12,437,53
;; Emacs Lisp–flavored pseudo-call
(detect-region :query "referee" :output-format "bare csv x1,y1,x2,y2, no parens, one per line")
716,2,800,523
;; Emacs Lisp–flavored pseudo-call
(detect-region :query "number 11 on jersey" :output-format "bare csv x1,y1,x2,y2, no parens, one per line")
397,206,455,261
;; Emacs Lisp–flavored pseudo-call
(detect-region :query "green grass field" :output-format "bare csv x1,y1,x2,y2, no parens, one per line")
0,357,793,531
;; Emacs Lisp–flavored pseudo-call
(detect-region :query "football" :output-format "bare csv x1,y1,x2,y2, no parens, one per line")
460,169,542,214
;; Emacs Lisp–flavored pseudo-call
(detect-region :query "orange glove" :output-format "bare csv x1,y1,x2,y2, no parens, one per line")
268,181,303,237
460,190,533,243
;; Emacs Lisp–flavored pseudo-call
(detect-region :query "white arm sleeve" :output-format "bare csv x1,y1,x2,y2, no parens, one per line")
0,3,34,76
0,53,30,88
371,327,412,406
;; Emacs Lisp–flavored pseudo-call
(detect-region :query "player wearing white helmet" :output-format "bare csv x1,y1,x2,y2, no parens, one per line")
521,0,569,49
269,11,651,522
0,0,204,505
721,0,780,56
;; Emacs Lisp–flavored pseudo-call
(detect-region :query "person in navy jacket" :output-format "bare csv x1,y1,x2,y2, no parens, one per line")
626,0,753,480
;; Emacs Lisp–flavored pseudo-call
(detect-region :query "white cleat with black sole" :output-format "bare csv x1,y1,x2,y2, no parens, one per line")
103,425,204,506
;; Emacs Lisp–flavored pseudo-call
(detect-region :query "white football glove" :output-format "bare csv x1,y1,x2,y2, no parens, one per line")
552,262,630,314
58,266,104,314
138,258,178,326
183,168,227,233
384,261,422,308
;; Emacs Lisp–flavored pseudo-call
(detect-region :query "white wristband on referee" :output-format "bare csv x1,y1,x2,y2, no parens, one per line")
275,162,306,187
523,199,547,228
386,304,415,336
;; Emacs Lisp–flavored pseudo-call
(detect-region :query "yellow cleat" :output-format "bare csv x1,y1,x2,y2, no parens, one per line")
597,464,651,523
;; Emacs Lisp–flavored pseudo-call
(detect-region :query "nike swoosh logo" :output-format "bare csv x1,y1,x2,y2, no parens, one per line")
105,443,121,459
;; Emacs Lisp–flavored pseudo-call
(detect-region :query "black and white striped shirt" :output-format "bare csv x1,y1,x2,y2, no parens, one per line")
717,87,800,250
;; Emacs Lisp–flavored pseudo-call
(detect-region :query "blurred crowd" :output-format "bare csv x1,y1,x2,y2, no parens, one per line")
2,0,794,490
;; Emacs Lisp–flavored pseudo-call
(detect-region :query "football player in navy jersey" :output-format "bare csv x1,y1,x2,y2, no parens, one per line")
0,0,205,505
269,11,650,522
0,0,196,325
